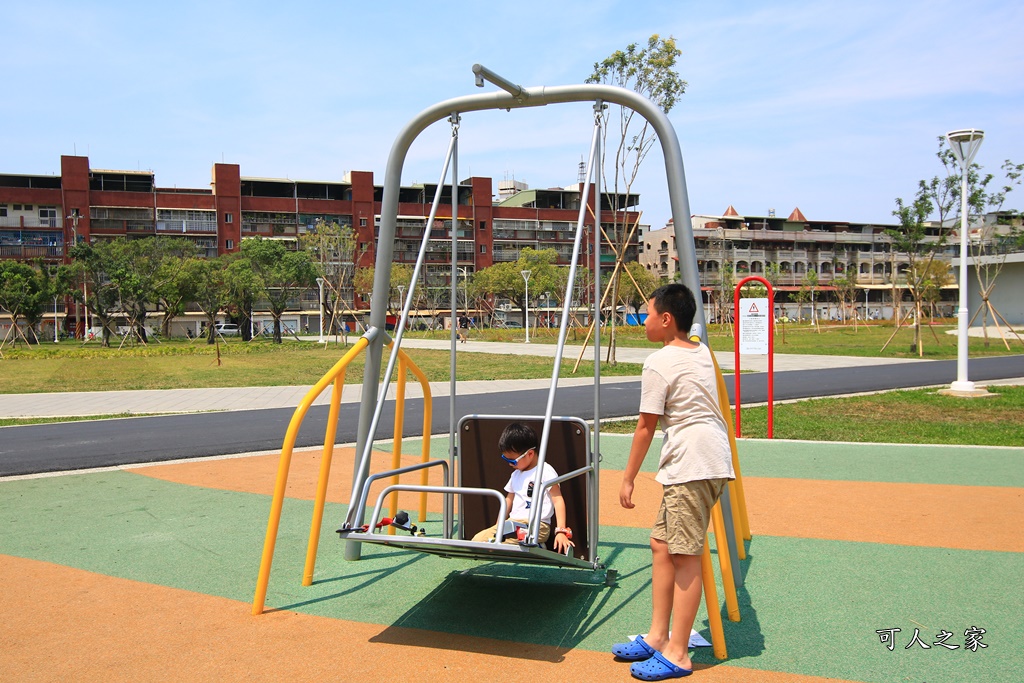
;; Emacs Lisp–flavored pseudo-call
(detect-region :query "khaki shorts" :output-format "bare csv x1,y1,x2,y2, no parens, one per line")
651,478,729,555
472,518,551,545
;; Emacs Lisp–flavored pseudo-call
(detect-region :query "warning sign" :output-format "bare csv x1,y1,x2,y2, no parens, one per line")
739,297,769,354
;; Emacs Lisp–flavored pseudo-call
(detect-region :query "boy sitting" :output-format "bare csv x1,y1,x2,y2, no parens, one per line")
471,422,575,554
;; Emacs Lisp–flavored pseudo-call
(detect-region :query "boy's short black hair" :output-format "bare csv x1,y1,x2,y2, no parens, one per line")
498,422,539,455
650,283,697,332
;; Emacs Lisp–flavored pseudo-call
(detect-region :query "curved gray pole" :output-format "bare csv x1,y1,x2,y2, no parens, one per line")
350,76,701,560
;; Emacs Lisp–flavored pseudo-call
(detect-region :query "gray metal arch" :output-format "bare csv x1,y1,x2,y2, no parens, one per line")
347,67,724,564
356,75,703,454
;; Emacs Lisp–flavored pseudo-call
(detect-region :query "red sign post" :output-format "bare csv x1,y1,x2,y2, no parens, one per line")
733,276,775,438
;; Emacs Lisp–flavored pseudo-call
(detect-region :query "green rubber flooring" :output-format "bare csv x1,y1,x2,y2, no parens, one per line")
3,435,1021,683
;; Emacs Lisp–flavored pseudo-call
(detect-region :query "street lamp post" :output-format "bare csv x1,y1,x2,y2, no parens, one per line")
945,128,984,394
520,269,531,343
316,277,325,343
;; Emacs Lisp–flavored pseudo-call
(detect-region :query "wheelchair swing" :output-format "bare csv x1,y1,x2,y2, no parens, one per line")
253,66,750,659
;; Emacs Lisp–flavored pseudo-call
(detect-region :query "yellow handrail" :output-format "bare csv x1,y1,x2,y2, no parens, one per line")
253,337,369,615
395,348,433,522
253,337,438,615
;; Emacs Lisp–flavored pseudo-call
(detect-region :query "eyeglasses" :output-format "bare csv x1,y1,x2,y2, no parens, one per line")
500,449,532,466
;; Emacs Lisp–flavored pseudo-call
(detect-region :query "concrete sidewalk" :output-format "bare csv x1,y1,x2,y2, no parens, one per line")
0,340,927,419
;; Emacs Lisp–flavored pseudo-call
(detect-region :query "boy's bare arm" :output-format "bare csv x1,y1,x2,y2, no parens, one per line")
620,412,660,509
548,484,575,552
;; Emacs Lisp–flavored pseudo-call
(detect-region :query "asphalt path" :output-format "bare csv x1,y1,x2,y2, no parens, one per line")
3,355,1023,477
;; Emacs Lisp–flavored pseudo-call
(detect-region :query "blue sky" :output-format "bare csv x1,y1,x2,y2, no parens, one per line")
5,1,1022,227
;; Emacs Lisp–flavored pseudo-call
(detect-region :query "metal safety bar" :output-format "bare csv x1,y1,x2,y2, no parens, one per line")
349,459,452,538
361,484,506,545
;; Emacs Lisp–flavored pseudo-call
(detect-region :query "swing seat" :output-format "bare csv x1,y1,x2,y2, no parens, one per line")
338,415,600,571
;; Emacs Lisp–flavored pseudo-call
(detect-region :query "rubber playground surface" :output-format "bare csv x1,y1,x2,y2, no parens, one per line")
2,435,1021,682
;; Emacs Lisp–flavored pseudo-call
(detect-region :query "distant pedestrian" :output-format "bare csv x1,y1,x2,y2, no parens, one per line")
458,314,470,344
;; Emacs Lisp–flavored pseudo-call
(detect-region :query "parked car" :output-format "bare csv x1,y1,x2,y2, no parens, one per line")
214,323,241,336
502,320,523,329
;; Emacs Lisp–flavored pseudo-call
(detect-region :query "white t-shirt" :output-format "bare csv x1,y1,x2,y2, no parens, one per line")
504,462,558,523
639,343,735,486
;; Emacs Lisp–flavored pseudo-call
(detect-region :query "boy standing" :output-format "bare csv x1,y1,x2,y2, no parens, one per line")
471,422,575,554
614,283,734,680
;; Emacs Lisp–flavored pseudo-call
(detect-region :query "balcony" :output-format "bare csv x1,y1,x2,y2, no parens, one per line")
156,220,218,234
0,216,63,229
0,244,63,259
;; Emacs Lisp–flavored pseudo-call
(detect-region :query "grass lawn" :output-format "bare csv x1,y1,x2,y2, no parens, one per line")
602,385,1024,447
0,338,642,394
449,320,1024,359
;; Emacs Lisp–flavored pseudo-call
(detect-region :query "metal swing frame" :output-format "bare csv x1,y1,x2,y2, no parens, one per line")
336,64,732,574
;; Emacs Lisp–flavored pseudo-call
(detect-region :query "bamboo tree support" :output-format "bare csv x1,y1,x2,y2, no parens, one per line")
968,298,1024,350
570,210,644,373
880,288,909,353
586,206,644,361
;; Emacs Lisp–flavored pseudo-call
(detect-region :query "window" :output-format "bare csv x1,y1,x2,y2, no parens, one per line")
225,213,233,223
480,244,487,254
225,239,234,250
13,204,22,210
479,220,486,231
24,205,32,211
359,217,367,227
0,206,6,217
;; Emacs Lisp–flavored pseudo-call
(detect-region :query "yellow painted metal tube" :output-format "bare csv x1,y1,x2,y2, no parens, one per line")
701,537,728,660
711,501,741,622
711,353,752,542
302,374,344,586
397,349,433,523
727,479,746,561
387,355,408,535
252,337,369,616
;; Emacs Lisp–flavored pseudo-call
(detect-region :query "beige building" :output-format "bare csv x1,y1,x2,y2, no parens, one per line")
641,206,957,320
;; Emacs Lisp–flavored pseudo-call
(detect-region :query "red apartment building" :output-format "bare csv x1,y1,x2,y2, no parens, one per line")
1,156,640,316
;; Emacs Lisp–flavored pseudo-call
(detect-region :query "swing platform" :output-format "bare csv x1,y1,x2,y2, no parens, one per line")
337,414,604,574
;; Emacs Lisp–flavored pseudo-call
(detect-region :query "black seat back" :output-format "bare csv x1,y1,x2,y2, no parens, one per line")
458,415,591,560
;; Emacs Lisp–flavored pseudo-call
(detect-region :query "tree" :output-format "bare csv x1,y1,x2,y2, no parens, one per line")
833,273,857,325
61,241,122,347
587,34,686,361
886,194,943,356
798,269,820,331
20,262,58,344
963,158,1024,347
547,264,593,336
620,261,662,313
474,248,559,328
0,262,45,347
351,263,414,317
153,240,201,337
180,257,230,344
913,259,953,320
224,253,261,341
299,219,357,336
388,263,414,314
241,238,318,343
